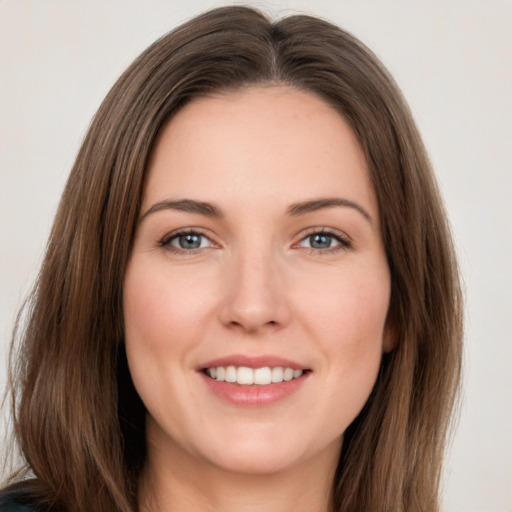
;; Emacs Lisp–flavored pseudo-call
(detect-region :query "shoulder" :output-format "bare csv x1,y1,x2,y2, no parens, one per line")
0,490,40,512
0,480,62,512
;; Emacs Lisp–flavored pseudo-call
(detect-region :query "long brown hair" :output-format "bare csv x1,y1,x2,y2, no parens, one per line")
3,6,462,512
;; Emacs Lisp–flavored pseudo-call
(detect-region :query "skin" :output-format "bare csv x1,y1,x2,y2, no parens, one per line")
123,85,393,512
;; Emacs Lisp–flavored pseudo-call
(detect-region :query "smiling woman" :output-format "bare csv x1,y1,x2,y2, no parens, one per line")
1,5,462,512
124,87,393,493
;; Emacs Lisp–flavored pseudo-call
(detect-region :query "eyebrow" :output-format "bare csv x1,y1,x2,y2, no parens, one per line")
140,197,372,224
286,198,373,223
140,199,223,221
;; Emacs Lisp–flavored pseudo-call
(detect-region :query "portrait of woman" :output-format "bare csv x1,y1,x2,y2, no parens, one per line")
0,2,510,512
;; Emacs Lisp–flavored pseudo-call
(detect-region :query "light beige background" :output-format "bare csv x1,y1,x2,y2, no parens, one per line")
1,1,511,511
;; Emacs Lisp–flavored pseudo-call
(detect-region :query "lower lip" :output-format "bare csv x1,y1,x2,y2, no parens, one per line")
200,372,310,406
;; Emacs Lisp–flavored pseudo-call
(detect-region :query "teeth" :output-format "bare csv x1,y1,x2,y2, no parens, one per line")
254,367,272,385
216,366,225,381
225,365,236,383
206,366,304,385
283,368,294,381
237,366,254,385
271,367,283,383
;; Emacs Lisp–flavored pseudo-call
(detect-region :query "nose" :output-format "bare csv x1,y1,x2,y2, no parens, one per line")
219,250,290,333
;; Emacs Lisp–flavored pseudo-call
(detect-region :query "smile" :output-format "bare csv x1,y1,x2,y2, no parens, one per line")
205,366,304,386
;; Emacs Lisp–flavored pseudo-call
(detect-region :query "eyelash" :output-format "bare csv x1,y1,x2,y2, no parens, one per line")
294,228,351,254
159,228,215,254
159,228,351,255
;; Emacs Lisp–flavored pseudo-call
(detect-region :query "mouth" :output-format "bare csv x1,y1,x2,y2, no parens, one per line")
198,356,311,405
202,365,310,386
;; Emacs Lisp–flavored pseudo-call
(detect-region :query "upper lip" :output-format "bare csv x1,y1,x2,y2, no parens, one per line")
199,354,309,371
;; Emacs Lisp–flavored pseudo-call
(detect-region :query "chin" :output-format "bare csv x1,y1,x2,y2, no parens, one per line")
205,446,308,475
194,429,342,477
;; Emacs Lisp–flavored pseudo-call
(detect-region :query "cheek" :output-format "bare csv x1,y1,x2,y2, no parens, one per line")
122,258,219,426
298,264,390,348
268,263,389,450
123,259,215,354
297,262,390,395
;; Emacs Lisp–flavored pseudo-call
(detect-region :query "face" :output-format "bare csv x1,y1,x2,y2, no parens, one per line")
123,86,392,476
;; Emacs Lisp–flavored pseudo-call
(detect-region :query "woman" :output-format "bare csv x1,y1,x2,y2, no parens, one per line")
1,5,462,512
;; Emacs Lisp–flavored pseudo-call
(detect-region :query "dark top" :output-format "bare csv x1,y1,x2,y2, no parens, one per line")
0,490,38,512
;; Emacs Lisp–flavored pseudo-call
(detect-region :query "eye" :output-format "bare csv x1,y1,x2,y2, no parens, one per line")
296,230,351,252
160,230,215,252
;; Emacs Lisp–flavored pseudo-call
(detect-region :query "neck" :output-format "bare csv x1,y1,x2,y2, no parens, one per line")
139,435,340,512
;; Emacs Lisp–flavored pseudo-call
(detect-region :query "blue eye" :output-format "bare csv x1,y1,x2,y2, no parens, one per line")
308,233,335,249
297,231,350,251
161,231,213,251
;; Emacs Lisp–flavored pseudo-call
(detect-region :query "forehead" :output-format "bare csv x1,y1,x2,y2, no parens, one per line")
143,85,377,219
